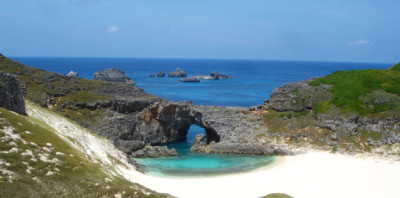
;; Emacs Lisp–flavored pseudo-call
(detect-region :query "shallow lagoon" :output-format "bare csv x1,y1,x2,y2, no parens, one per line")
135,125,276,177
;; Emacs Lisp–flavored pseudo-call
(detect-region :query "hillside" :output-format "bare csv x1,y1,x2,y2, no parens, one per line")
0,102,171,197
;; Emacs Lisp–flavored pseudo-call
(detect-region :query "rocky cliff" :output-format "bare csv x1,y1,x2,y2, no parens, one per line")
0,71,27,115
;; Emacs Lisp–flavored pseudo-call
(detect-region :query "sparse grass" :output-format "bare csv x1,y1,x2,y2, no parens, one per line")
360,130,382,141
0,107,169,198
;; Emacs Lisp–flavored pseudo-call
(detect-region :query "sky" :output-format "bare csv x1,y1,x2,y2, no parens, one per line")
0,0,399,63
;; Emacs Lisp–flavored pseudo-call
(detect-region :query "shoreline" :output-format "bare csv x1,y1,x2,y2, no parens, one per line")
121,151,400,198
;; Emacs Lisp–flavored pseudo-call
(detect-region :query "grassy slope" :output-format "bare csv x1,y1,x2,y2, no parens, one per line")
0,106,169,197
309,63,400,114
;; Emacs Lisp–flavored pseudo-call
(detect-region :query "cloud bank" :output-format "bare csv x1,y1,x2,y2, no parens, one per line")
348,40,371,47
107,26,119,33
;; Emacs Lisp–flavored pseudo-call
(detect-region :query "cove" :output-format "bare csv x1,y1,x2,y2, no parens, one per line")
135,125,276,177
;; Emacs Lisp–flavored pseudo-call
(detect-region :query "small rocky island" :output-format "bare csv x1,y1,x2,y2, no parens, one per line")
94,68,135,85
180,77,200,82
168,68,187,77
157,71,165,77
194,72,232,80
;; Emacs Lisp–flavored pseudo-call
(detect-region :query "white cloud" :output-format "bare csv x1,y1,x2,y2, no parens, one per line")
107,26,119,33
348,40,371,47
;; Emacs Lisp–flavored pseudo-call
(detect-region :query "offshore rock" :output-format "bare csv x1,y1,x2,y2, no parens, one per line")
94,68,135,85
157,71,165,77
131,146,178,158
194,72,232,80
67,71,78,77
180,77,200,82
168,68,187,77
0,71,27,115
149,74,155,77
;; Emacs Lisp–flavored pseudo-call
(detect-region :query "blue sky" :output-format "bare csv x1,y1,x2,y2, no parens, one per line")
0,0,399,63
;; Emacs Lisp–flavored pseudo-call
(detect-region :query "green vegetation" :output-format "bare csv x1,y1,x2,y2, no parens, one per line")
391,63,400,71
309,66,400,114
261,193,294,198
0,107,168,197
360,130,382,141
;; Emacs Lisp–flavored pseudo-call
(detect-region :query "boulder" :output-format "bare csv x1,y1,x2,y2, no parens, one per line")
168,68,187,77
193,134,207,146
93,68,135,85
67,71,78,77
157,71,165,77
179,77,200,82
0,71,27,115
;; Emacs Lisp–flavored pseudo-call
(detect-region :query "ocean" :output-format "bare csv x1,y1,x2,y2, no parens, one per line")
12,57,392,176
11,57,391,107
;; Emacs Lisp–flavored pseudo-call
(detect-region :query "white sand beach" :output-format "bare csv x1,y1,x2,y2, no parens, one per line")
28,103,400,198
122,152,400,198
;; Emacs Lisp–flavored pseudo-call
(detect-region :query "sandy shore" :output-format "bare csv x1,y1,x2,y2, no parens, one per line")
27,104,400,198
121,152,400,198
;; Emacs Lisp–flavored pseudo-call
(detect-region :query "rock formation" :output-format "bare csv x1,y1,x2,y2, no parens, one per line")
131,146,178,158
149,74,155,77
168,68,187,77
67,71,78,77
180,77,200,82
0,71,27,115
94,68,135,85
194,72,232,80
264,78,332,112
157,71,165,77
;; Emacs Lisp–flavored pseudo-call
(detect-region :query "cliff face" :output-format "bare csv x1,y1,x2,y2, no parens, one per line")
0,71,26,115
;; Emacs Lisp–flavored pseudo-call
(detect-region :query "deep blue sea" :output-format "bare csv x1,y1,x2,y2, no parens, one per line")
12,57,392,177
12,57,391,107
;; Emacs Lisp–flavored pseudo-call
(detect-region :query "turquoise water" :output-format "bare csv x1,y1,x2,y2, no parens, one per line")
135,125,276,177
12,57,390,176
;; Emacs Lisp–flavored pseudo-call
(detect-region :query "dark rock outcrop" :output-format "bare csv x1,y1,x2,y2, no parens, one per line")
67,71,78,77
131,146,178,158
179,77,200,82
168,68,187,77
149,74,155,77
157,71,165,77
0,71,27,115
94,68,135,85
264,78,332,112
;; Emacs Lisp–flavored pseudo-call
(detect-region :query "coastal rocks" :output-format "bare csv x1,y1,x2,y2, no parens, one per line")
157,71,165,77
0,71,27,115
149,74,155,77
67,71,78,77
168,68,187,77
265,78,332,112
194,72,232,80
179,77,200,82
131,146,178,158
94,68,135,85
